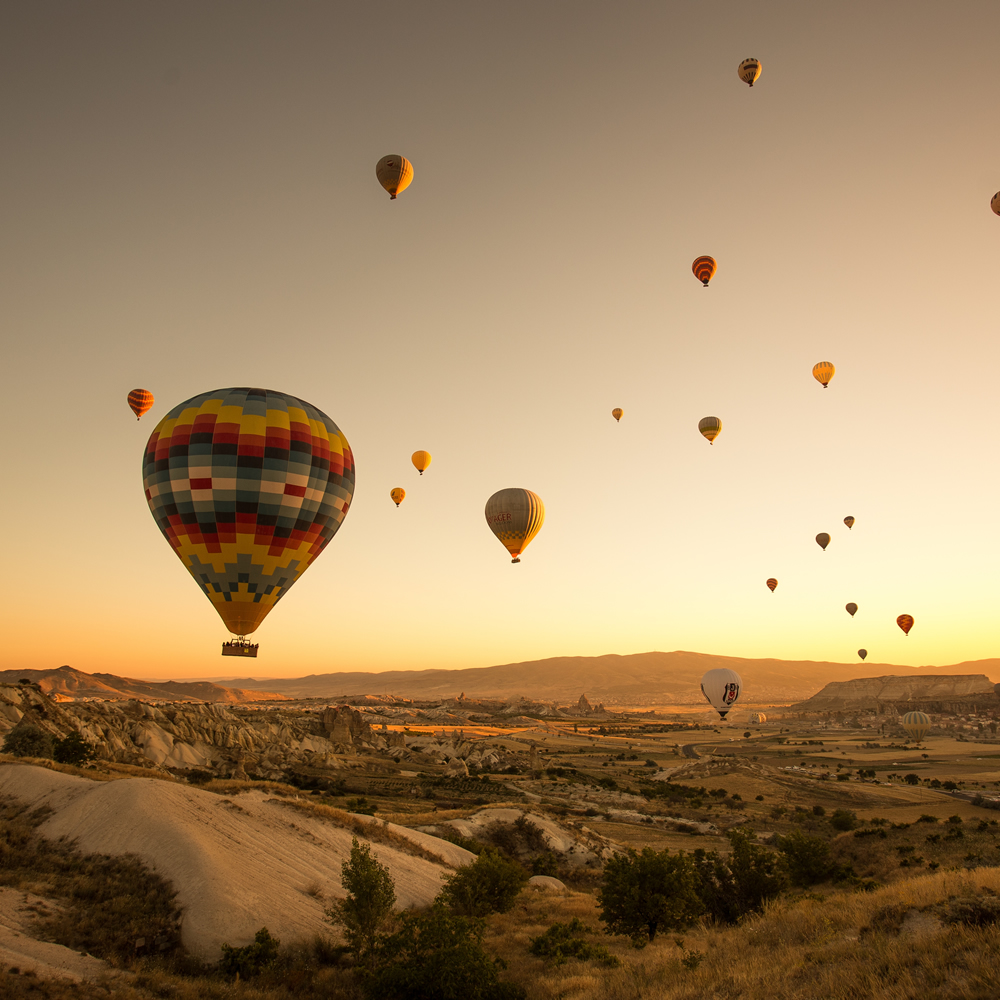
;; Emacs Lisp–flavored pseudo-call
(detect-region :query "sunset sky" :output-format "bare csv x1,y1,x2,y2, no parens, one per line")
4,2,999,680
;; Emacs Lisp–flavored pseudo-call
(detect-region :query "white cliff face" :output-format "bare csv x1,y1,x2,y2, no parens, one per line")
795,674,997,711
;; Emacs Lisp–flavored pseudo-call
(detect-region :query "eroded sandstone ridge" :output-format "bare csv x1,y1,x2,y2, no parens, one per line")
792,674,999,713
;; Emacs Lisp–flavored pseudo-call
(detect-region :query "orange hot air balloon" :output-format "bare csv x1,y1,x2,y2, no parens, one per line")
390,488,405,507
766,578,777,592
815,532,830,551
612,408,623,423
844,516,855,529
692,256,717,287
897,614,914,636
411,450,432,475
127,389,154,420
376,155,413,200
812,361,835,388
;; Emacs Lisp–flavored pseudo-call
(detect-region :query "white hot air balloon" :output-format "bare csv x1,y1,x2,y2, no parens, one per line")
701,668,742,719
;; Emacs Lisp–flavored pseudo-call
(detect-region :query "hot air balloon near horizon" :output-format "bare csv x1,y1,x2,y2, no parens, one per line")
485,488,544,564
701,668,742,719
991,191,1000,216
738,57,762,87
812,361,835,388
390,488,405,507
858,649,868,660
698,416,722,444
612,408,623,423
766,578,777,592
411,450,432,475
846,602,858,617
375,155,413,200
142,387,355,656
127,389,154,420
816,532,830,551
844,516,855,529
897,614,914,636
901,711,931,741
692,256,717,287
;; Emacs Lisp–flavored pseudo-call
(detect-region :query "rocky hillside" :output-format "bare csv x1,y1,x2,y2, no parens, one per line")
791,674,1000,713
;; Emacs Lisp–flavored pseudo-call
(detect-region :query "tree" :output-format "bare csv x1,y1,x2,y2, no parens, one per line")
438,848,526,917
904,773,920,785
365,906,526,1000
722,829,786,919
597,847,702,943
218,927,280,978
829,809,858,831
53,731,95,765
776,829,838,886
326,838,396,967
2,724,53,759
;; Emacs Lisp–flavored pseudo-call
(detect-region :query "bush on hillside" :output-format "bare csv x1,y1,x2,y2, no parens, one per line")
52,731,95,765
830,809,859,831
528,918,619,966
776,829,843,886
438,847,527,917
692,829,787,924
326,838,396,967
218,927,281,978
2,724,53,759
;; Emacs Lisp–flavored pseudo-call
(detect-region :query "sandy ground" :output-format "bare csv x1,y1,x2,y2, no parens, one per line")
0,763,473,961
0,887,113,981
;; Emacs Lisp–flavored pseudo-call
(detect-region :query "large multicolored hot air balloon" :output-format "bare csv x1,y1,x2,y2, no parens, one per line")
816,532,830,551
858,648,868,661
128,389,154,421
701,668,742,719
897,614,914,636
692,256,717,287
612,408,623,423
901,711,931,741
142,388,355,654
991,192,1000,216
812,361,835,388
390,488,405,507
844,516,855,529
766,578,777,592
375,155,413,200
846,602,858,617
411,451,432,475
485,488,544,564
738,58,762,87
698,416,722,444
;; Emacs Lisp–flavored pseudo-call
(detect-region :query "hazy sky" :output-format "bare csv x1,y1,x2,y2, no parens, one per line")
3,2,999,680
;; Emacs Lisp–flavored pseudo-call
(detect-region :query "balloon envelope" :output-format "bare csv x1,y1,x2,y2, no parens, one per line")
612,408,623,423
812,361,835,387
844,516,855,529
142,387,355,637
375,155,413,199
390,488,405,507
816,532,831,551
701,668,742,719
128,389,154,420
858,649,867,660
749,712,766,724
766,578,777,592
846,602,858,617
901,711,931,741
698,416,722,444
692,256,717,286
897,614,914,636
485,488,544,563
738,57,762,86
992,192,1000,216
411,450,432,475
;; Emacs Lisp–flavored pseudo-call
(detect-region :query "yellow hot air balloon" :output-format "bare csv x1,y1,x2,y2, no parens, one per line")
390,488,405,507
692,256,717,287
485,488,544,564
991,192,1000,216
816,532,830,551
844,516,855,529
738,58,762,87
766,578,777,592
612,408,623,423
698,416,722,444
812,361,835,388
376,155,414,200
411,450,432,475
901,711,931,741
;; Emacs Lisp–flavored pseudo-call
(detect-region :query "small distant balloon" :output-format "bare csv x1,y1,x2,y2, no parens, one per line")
766,578,777,592
901,711,931,741
738,58,762,87
692,256,717,287
991,192,1000,216
812,361,835,388
749,712,767,724
411,451,432,475
846,602,858,617
127,389,154,420
897,613,914,636
858,648,868,661
816,532,830,551
390,488,405,507
844,516,855,529
698,416,722,444
375,155,414,200
701,668,742,719
612,407,623,423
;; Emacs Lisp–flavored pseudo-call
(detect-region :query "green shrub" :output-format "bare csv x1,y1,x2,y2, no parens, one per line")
218,927,280,978
777,829,841,886
830,809,858,831
2,724,53,759
438,848,527,917
52,731,95,765
692,829,786,924
528,918,619,966
326,838,396,967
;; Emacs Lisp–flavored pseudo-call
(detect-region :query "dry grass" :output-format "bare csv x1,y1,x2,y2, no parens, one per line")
378,800,531,827
0,756,179,782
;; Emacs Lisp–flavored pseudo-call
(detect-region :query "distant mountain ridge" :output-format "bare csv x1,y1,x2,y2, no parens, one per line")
0,666,289,704
225,651,1000,704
